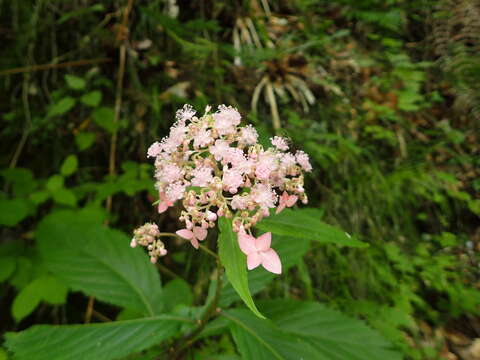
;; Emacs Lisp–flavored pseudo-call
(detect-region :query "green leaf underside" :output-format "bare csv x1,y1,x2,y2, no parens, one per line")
220,235,310,307
256,208,367,248
36,210,163,316
4,316,187,360
224,301,402,360
218,217,264,318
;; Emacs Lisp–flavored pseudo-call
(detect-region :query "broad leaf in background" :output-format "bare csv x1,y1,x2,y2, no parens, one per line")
0,198,29,226
218,217,264,318
258,299,403,360
220,235,310,307
36,210,163,315
223,309,320,360
5,315,186,360
12,275,68,322
256,208,366,247
60,155,78,176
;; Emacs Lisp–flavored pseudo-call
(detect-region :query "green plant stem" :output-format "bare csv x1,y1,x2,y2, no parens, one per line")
170,260,223,360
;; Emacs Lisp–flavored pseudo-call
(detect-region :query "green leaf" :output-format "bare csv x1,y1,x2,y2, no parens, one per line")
60,155,78,176
4,315,186,360
57,4,105,24
0,198,29,226
36,211,163,315
0,168,36,196
46,175,64,192
257,300,402,360
40,276,68,305
64,74,86,90
47,97,76,117
0,348,6,360
12,280,42,322
30,190,50,205
0,256,16,282
218,217,264,319
75,132,96,151
92,107,117,133
223,309,319,360
162,278,194,312
256,209,366,248
80,90,102,107
52,188,77,207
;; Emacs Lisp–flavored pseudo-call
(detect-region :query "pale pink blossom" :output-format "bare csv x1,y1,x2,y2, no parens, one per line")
222,169,243,193
176,104,196,121
271,136,289,151
147,142,161,158
193,127,212,148
295,150,312,172
176,226,208,249
158,163,183,184
191,166,213,187
165,182,186,202
276,191,298,214
231,195,249,210
158,191,174,213
238,231,281,274
252,183,277,208
280,153,296,169
213,105,241,135
239,125,258,145
210,140,230,161
255,153,277,180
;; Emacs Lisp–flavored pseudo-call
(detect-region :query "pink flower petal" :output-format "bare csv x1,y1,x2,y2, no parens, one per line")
275,203,286,214
255,232,271,252
158,201,169,213
176,229,194,240
286,195,298,207
193,226,207,241
260,248,282,274
247,252,261,270
237,232,257,255
190,238,199,249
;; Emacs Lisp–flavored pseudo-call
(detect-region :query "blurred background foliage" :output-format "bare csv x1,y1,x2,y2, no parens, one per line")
0,0,479,359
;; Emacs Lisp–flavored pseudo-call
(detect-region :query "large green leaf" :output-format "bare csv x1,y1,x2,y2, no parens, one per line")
256,208,367,247
224,301,402,360
36,210,163,316
259,300,403,360
4,315,187,360
223,309,319,360
0,198,29,226
220,235,310,307
218,217,264,318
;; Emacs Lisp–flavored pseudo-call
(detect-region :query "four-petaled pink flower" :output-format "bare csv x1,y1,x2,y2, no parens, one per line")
176,226,208,249
158,191,173,213
276,191,298,214
238,231,282,274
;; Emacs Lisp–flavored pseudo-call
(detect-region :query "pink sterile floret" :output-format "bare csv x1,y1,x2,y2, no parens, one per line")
238,230,282,274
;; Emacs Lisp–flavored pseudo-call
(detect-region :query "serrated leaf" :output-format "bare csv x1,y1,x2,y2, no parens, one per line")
257,300,402,360
80,90,102,107
4,315,186,360
47,97,76,117
52,188,77,207
36,211,163,315
75,132,96,151
223,309,319,360
65,74,86,90
218,217,264,319
92,107,116,133
0,198,29,226
60,155,78,176
256,209,366,247
0,256,16,282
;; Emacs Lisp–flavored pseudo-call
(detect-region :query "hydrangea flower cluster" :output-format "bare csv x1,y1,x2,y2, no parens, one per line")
130,223,167,261
133,104,311,272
